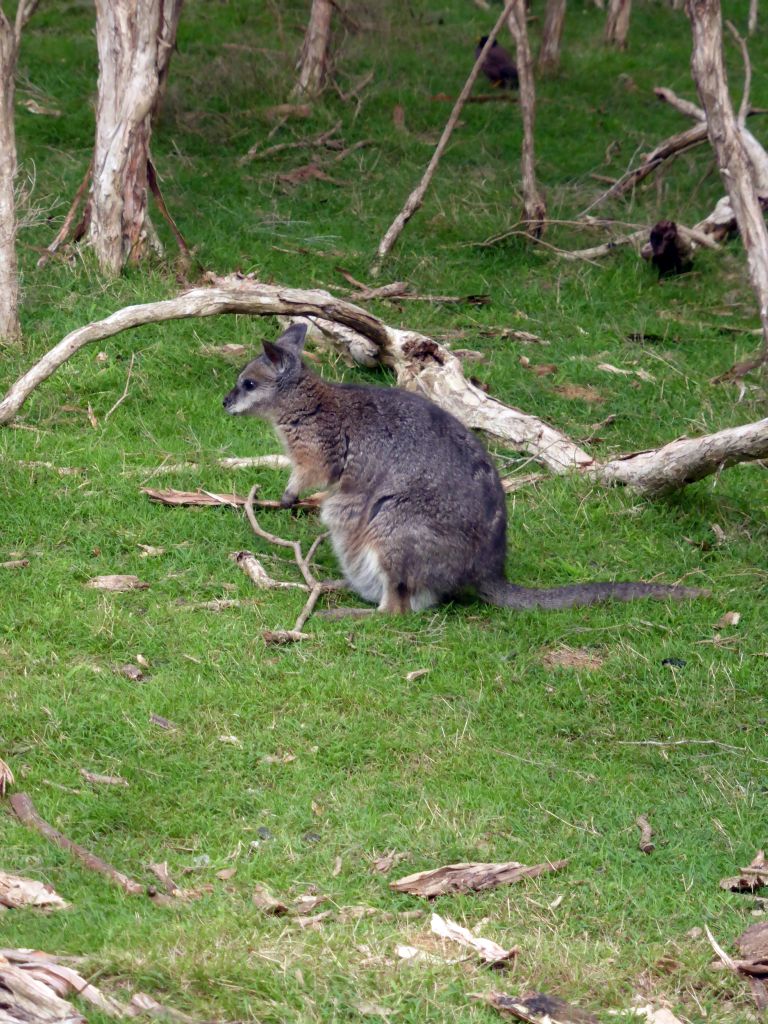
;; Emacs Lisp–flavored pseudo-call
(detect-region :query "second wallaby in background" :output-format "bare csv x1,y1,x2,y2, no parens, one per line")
223,324,706,613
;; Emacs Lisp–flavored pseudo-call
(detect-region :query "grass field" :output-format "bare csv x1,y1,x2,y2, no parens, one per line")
1,1,767,1021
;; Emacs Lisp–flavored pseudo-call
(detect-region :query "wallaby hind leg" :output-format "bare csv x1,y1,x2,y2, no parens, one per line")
378,581,412,614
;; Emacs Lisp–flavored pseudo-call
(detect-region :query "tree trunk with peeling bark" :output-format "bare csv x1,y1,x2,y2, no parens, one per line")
0,24,19,344
89,0,183,276
538,0,567,73
507,0,546,237
1,276,766,498
604,0,631,48
686,0,768,366
291,0,333,101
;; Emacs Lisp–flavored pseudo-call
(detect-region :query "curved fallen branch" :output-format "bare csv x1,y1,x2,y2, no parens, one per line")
0,276,589,474
593,417,768,495
1,276,766,496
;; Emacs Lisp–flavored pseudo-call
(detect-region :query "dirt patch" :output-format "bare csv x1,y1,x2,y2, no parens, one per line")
541,646,605,671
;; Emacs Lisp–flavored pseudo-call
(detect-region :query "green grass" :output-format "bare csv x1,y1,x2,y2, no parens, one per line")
1,1,767,1021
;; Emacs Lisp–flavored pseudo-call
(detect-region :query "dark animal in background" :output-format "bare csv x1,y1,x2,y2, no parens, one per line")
476,36,519,89
223,324,706,614
649,220,693,279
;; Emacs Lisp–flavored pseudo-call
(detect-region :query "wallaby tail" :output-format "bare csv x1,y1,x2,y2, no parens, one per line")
478,579,709,610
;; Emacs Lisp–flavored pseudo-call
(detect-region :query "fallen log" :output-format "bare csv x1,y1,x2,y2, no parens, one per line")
1,276,766,496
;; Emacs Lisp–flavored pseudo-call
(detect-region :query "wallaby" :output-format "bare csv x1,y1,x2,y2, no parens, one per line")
223,324,707,613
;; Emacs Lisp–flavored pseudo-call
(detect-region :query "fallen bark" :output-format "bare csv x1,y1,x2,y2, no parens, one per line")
8,792,145,897
1,277,766,496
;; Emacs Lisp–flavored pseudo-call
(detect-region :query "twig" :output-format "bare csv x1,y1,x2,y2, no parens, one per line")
243,485,341,641
635,814,655,853
244,485,316,588
239,121,342,165
334,69,373,103
371,0,516,273
8,792,145,896
617,738,768,763
37,159,93,269
103,352,135,422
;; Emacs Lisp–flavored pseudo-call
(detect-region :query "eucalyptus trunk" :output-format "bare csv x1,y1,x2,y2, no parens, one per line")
89,0,182,275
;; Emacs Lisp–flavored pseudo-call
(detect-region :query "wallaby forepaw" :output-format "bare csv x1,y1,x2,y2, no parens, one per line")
280,490,298,509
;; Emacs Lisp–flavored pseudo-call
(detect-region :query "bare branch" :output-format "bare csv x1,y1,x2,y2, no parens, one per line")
653,86,705,120
14,0,39,46
725,20,752,128
9,792,145,896
371,0,516,272
37,159,93,269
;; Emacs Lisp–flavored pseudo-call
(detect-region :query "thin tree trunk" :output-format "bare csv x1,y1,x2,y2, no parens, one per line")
748,0,758,34
507,0,547,237
0,12,20,343
538,0,567,73
89,0,182,276
604,0,632,48
291,0,333,100
687,0,768,367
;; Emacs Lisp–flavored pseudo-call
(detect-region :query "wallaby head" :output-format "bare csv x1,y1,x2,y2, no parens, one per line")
222,323,308,419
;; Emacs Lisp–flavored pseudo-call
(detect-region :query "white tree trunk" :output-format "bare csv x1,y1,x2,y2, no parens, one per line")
604,0,632,48
538,0,567,73
89,0,182,276
507,0,547,237
687,0,768,362
0,13,20,343
291,0,333,101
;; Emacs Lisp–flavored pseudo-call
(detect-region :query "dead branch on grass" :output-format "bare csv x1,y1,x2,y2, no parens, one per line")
371,1,516,272
3,276,768,496
391,858,569,897
240,121,342,164
8,792,146,897
242,484,339,643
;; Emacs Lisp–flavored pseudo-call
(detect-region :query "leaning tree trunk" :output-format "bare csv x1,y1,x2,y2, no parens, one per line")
0,12,20,343
538,0,567,73
604,0,632,48
687,0,768,365
89,0,183,276
507,0,547,237
291,0,333,101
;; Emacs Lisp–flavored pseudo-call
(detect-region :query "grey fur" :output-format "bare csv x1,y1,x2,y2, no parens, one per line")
223,326,708,613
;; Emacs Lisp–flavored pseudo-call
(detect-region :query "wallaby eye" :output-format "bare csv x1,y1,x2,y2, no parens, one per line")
241,379,256,392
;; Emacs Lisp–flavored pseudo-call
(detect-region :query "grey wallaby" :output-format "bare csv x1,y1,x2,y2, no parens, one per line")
223,324,707,613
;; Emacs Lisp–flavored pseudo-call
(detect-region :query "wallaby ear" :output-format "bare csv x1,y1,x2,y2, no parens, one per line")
276,323,308,353
262,339,289,370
